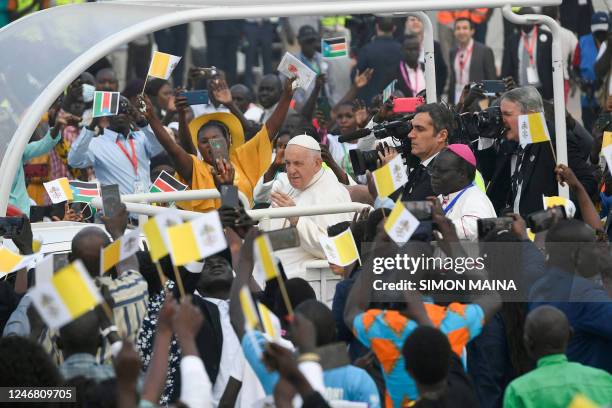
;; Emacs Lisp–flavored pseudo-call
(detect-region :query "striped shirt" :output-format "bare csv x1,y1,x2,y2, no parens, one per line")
41,269,148,365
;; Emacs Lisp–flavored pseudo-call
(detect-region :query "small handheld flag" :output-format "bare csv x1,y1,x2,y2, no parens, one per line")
372,155,408,198
518,112,550,148
277,52,317,90
319,228,360,267
148,51,182,80
69,180,99,199
601,131,612,173
0,247,35,275
384,201,420,246
142,210,183,263
257,303,281,341
254,235,280,281
44,177,73,204
150,170,188,193
322,37,348,58
92,91,120,118
100,228,141,273
29,260,102,330
382,80,397,103
239,286,260,331
167,212,227,266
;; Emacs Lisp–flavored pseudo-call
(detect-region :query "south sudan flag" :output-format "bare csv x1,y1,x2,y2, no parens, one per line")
322,37,348,58
69,181,99,220
92,91,120,118
150,170,188,193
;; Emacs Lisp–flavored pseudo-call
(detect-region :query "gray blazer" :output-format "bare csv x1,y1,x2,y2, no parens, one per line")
448,40,497,104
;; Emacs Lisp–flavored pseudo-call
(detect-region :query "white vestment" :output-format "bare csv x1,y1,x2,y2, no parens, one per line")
259,168,354,278
438,185,497,241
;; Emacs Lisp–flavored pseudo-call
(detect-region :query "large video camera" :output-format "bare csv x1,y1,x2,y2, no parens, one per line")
455,106,504,142
340,115,415,176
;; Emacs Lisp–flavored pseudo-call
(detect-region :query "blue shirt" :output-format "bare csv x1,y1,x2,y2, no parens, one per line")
242,331,380,407
68,126,164,195
529,266,612,373
10,130,61,215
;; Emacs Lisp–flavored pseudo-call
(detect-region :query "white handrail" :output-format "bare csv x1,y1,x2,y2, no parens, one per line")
501,6,568,199
90,198,370,221
121,189,251,209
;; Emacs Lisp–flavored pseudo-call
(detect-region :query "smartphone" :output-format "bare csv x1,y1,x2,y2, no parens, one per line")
477,217,514,239
0,217,24,237
393,97,425,114
220,185,240,209
101,184,122,218
526,206,567,233
403,201,433,221
210,137,229,162
266,227,301,251
482,80,506,96
181,90,209,106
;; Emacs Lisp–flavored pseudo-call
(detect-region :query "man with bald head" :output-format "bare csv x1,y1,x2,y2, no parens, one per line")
95,68,119,92
69,219,148,357
259,134,354,278
503,306,612,407
257,74,285,123
230,83,264,124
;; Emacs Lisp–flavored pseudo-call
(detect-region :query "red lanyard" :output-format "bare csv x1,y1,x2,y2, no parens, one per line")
400,62,419,96
457,43,474,83
116,137,138,176
521,26,538,65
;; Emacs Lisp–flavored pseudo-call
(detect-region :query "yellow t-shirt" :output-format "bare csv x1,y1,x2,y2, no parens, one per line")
178,126,272,212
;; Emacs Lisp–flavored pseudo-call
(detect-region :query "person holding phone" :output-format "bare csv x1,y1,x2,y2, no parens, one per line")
11,109,79,215
68,96,165,195
144,77,295,212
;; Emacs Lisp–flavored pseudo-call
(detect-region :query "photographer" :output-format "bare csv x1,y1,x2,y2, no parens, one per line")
476,86,596,217
370,103,453,207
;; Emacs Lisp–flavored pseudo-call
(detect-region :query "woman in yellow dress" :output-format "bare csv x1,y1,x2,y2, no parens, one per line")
144,77,295,212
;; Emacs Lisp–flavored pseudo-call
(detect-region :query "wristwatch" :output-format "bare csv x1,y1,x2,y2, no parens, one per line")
100,325,118,338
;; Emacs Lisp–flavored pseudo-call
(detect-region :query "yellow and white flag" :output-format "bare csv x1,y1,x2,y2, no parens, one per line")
142,209,183,263
167,211,227,266
384,201,420,246
518,112,550,147
43,177,73,204
29,260,101,330
0,247,35,275
148,51,182,80
255,234,280,280
100,228,141,273
239,286,260,331
319,228,360,266
258,302,281,341
601,131,612,173
35,254,54,284
372,155,408,198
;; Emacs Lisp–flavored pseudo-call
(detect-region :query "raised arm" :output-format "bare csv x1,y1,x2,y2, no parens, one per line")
334,68,373,110
264,77,296,140
555,164,602,232
210,78,262,139
229,228,259,340
300,74,326,123
142,96,194,184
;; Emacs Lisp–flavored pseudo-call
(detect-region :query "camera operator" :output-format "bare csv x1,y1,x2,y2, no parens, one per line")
370,103,454,208
476,86,596,217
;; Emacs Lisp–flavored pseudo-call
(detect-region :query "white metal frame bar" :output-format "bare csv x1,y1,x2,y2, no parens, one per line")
0,0,561,215
121,189,251,209
90,197,370,221
501,5,569,198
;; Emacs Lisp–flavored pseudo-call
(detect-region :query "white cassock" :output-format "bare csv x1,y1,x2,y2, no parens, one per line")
438,184,497,241
257,167,354,278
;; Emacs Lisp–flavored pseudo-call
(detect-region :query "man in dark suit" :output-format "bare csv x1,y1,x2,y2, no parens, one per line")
385,34,426,98
370,103,453,206
476,86,596,217
448,17,497,105
356,17,402,106
501,8,553,100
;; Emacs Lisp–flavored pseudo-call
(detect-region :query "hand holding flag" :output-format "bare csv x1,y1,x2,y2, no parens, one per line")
372,155,408,198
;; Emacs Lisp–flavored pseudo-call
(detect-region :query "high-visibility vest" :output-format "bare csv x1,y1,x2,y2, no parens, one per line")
54,0,86,5
321,15,349,29
437,9,489,25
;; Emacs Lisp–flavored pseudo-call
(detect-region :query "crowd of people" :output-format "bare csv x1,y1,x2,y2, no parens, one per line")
2,2,612,408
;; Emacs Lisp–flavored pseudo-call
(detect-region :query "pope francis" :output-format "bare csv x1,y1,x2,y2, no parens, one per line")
261,134,354,278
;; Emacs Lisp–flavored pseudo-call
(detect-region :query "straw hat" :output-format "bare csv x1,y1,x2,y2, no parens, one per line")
188,112,245,154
